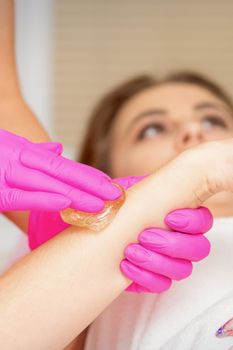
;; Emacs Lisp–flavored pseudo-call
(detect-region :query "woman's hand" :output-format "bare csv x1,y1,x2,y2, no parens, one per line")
114,177,213,293
0,129,120,212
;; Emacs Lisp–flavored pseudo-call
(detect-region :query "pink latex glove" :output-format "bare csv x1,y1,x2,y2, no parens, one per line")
0,129,121,212
28,176,213,294
113,177,213,293
121,208,212,293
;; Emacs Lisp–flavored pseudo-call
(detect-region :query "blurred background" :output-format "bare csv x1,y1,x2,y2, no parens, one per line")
16,0,233,158
1,0,233,269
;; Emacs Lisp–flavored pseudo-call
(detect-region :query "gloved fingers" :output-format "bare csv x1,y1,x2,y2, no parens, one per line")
165,207,213,234
139,228,211,261
120,259,172,293
124,243,193,280
113,175,146,190
0,189,71,211
126,282,151,293
5,164,105,212
20,148,121,201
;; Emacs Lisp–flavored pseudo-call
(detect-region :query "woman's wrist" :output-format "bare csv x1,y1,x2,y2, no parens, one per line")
119,148,205,230
112,140,231,241
190,138,233,196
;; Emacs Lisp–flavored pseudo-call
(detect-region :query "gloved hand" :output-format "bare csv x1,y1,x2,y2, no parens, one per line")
28,175,213,294
114,176,213,293
121,208,212,293
0,130,120,212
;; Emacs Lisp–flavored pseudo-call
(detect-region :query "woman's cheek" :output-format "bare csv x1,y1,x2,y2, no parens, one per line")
123,144,165,176
205,130,233,142
110,139,176,177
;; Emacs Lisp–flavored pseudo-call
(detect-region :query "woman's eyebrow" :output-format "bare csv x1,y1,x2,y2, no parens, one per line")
125,109,167,134
194,102,231,114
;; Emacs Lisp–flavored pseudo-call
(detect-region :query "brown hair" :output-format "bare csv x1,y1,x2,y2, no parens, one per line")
79,71,233,174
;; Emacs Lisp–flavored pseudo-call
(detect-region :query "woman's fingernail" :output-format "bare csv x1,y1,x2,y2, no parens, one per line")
139,230,168,249
125,245,149,263
165,213,189,229
216,317,233,337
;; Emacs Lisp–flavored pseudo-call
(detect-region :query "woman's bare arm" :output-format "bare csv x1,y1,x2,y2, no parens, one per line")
0,139,232,350
0,0,50,231
0,0,48,140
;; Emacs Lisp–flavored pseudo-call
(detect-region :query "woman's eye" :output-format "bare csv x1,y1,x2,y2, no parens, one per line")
202,116,227,130
137,124,165,140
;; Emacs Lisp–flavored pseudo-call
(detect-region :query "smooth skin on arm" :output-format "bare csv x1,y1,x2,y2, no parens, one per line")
0,0,50,231
0,139,232,350
0,0,48,140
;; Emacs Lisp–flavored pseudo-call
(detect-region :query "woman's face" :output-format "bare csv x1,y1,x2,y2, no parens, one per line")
109,83,233,178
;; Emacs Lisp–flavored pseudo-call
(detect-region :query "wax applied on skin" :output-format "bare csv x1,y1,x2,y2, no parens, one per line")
60,183,125,232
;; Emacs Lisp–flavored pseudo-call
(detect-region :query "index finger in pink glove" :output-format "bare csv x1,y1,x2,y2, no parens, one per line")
20,149,121,201
6,164,106,212
138,228,211,262
165,207,213,234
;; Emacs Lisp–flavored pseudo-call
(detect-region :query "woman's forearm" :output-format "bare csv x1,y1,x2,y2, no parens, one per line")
0,143,223,350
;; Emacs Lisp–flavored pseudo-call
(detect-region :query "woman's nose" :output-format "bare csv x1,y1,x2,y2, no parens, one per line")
175,124,204,152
